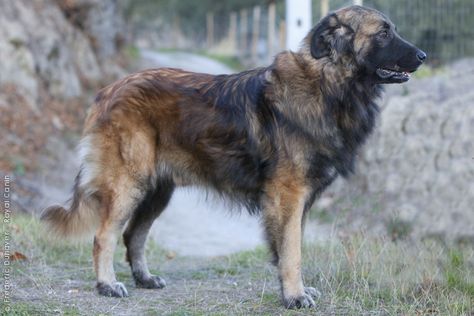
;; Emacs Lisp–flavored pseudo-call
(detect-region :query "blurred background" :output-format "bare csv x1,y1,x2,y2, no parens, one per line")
128,0,474,66
0,0,473,256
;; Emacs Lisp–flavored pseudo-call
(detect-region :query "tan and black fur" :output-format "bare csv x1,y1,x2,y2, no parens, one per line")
42,6,425,309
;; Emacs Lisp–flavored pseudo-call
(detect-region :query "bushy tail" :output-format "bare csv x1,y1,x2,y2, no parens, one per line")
41,172,100,239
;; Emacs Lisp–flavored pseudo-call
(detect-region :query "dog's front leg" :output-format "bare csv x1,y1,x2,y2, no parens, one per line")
262,179,320,309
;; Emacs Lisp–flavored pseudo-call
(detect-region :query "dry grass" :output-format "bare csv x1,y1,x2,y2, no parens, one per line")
303,235,474,315
2,214,473,315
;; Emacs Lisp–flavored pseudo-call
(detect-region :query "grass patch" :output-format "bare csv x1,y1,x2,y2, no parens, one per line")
5,302,40,316
197,52,244,71
385,216,413,241
210,246,270,279
303,236,474,315
8,156,26,176
156,48,244,71
445,248,474,296
4,213,474,315
226,246,268,268
156,47,182,54
5,214,92,266
5,302,81,316
125,45,140,60
308,207,334,223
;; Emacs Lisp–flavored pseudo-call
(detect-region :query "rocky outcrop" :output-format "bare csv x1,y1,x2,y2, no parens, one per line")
0,0,125,172
0,0,124,107
56,0,126,76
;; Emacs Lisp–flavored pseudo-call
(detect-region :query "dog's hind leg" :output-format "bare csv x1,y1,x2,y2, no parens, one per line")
123,178,174,289
93,178,147,298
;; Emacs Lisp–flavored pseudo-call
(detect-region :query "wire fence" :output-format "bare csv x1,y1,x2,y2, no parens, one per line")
143,0,474,66
341,0,474,65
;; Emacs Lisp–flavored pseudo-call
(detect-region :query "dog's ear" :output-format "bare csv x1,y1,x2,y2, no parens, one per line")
310,14,353,60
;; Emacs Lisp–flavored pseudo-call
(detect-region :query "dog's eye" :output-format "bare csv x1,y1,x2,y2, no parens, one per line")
378,30,389,39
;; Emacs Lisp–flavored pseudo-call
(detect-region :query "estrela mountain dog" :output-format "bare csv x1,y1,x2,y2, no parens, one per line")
42,6,425,309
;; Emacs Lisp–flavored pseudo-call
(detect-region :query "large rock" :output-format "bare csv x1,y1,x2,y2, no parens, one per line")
0,0,126,108
0,0,125,175
0,0,104,104
0,2,40,109
56,0,126,78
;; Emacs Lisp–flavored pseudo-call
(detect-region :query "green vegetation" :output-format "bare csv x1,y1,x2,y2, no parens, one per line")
126,0,474,65
5,302,80,316
156,48,244,71
12,157,26,176
124,45,141,60
445,249,474,296
304,236,474,315
198,52,244,71
124,0,271,36
413,65,447,79
308,207,334,224
156,47,181,54
385,216,414,241
3,213,473,315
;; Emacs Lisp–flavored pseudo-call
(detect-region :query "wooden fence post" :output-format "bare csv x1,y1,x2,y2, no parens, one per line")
251,6,261,62
321,0,329,17
172,15,181,48
229,12,237,54
267,2,276,60
240,9,248,57
206,12,214,48
279,20,286,52
285,0,312,50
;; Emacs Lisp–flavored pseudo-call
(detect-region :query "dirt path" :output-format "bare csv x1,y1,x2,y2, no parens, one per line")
150,189,264,257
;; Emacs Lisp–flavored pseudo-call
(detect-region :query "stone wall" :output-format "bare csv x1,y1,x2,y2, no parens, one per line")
318,60,474,241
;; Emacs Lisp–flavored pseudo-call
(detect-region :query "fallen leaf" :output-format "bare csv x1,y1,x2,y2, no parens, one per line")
11,251,27,261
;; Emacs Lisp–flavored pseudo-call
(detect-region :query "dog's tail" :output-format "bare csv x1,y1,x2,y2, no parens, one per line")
41,169,101,239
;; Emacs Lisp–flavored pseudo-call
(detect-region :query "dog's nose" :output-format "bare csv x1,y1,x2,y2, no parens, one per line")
416,50,427,62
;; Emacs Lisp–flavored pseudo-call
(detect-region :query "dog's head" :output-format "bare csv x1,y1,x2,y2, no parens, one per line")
308,6,426,84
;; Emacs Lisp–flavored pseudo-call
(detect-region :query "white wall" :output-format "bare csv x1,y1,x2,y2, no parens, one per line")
285,0,312,51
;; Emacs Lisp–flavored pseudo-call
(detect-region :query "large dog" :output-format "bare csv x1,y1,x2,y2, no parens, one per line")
42,6,425,309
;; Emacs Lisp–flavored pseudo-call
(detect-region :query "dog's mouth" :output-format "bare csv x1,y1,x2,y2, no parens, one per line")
376,67,412,83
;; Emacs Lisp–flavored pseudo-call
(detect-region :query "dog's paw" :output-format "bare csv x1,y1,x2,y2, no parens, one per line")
134,274,166,289
96,281,129,298
304,286,322,299
284,293,316,309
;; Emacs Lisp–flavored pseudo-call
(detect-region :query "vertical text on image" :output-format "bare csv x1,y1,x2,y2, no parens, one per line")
3,175,11,312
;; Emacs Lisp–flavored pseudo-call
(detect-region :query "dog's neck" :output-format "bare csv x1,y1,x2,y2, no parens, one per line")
268,50,381,175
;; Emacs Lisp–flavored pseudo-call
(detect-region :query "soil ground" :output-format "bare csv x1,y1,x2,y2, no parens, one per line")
4,215,473,315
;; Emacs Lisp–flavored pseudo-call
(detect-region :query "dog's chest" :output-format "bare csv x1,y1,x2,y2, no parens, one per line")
302,100,379,185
